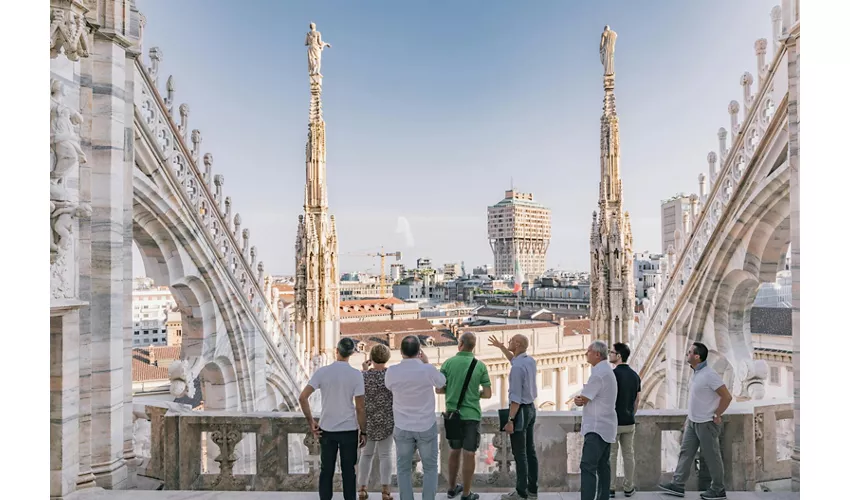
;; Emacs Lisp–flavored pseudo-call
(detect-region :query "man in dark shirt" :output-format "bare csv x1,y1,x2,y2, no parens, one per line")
608,342,641,498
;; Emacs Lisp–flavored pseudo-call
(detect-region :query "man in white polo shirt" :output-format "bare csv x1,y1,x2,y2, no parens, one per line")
659,342,732,500
384,335,447,500
574,340,617,500
298,338,367,500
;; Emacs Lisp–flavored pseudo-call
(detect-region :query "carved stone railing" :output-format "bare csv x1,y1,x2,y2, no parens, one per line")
151,402,793,492
132,48,309,392
632,4,790,372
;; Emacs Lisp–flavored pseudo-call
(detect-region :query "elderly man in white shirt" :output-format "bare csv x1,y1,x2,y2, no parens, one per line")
384,335,447,500
574,340,618,500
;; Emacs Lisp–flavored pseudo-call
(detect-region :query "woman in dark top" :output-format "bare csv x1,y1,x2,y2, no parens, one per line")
358,344,395,500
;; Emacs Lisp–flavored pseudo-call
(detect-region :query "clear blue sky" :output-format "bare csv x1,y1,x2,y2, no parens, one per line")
133,0,777,276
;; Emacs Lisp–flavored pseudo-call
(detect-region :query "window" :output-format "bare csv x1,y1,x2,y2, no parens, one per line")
134,331,139,336
769,366,780,385
542,369,552,388
568,366,577,385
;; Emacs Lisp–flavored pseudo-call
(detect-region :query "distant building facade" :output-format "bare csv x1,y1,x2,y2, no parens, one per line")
488,189,551,280
660,194,690,254
132,287,176,347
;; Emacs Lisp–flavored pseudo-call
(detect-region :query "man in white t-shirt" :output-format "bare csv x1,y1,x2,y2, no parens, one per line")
299,338,367,500
659,342,733,500
384,335,447,500
574,340,617,500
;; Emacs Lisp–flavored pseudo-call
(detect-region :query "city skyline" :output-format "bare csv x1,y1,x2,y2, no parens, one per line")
133,0,777,276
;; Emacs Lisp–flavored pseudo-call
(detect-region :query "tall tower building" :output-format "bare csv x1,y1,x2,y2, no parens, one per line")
590,26,635,345
488,189,551,281
295,23,340,364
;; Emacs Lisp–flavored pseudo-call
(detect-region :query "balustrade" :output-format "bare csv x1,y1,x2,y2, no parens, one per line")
143,402,793,492
631,5,791,372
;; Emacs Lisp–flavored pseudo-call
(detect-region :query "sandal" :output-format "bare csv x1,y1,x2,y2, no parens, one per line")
381,487,393,500
359,486,368,500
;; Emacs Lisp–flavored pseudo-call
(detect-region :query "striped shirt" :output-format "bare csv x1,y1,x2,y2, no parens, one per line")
508,353,538,405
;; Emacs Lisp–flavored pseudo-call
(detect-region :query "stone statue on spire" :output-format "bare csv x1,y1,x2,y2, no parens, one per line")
600,25,617,76
306,23,331,80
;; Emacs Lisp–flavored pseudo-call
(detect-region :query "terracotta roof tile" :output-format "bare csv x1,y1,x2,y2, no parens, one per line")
132,357,169,382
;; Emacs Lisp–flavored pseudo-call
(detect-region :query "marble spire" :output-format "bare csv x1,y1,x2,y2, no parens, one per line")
590,26,635,346
294,23,340,366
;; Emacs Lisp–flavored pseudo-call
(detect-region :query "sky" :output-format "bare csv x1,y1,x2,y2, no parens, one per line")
132,0,778,277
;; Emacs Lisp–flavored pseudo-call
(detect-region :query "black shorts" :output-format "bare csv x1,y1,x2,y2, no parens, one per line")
448,419,481,452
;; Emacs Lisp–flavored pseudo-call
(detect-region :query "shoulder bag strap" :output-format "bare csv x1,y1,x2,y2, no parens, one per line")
455,358,479,411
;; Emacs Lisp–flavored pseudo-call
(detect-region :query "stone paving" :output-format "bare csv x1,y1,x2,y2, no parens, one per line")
68,489,801,500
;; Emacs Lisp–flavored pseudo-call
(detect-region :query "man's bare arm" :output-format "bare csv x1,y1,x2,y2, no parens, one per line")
480,386,492,399
299,385,316,422
715,385,733,417
635,391,641,410
354,395,367,432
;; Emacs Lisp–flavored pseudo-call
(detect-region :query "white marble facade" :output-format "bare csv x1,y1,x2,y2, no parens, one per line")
49,1,309,497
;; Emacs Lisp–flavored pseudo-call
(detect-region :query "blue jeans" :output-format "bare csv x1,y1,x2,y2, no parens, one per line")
394,423,439,500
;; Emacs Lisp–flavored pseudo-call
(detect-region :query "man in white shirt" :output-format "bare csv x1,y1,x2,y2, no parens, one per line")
298,338,367,500
384,335,447,500
574,340,617,500
659,342,732,500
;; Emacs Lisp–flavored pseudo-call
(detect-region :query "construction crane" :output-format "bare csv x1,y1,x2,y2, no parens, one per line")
343,248,402,296
367,248,403,294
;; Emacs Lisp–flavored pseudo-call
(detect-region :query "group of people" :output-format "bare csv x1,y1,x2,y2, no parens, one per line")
298,332,539,500
298,334,732,500
576,340,732,500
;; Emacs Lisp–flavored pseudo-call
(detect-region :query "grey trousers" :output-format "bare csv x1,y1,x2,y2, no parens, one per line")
673,419,725,492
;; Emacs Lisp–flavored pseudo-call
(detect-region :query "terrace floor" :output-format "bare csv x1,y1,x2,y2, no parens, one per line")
68,489,801,500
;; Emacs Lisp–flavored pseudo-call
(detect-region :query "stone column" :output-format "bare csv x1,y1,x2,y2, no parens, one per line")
51,311,82,498
555,367,563,410
785,25,801,493
85,2,141,489
499,373,508,408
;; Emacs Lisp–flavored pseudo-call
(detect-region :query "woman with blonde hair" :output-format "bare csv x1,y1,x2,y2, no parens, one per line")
358,343,394,500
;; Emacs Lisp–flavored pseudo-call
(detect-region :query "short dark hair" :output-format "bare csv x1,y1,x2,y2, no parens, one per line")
613,342,631,363
692,342,709,363
400,335,420,358
337,337,356,358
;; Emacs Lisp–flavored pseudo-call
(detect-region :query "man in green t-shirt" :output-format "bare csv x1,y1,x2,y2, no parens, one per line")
438,332,492,500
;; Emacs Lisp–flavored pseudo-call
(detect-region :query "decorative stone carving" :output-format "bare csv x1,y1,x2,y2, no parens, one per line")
148,47,162,84
50,79,90,300
707,151,718,182
242,228,251,254
167,360,195,399
50,2,90,61
770,6,782,54
191,129,202,161
305,23,331,80
224,196,232,225
178,103,190,137
214,175,224,207
717,128,728,158
599,25,617,76
165,75,175,116
203,153,214,184
698,173,707,199
233,213,241,237
754,38,768,81
208,424,245,490
728,101,740,135
740,72,754,109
